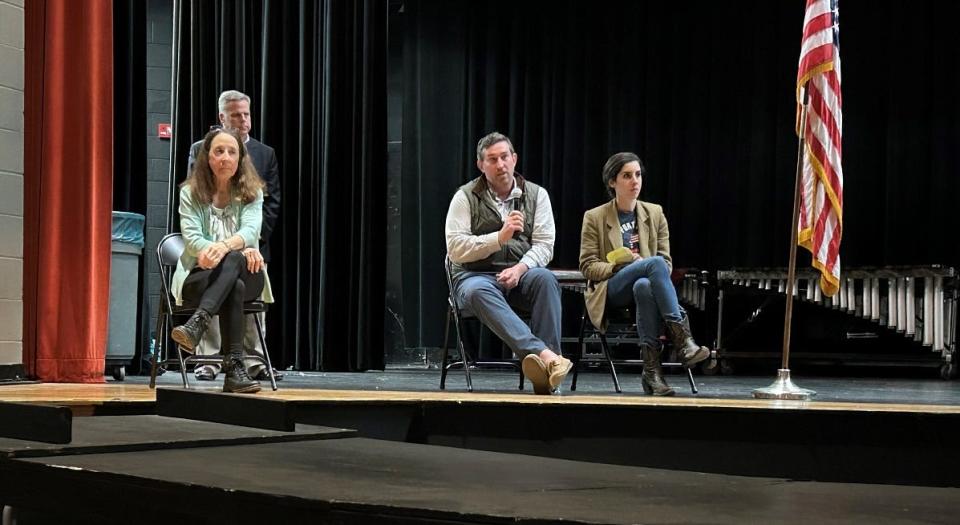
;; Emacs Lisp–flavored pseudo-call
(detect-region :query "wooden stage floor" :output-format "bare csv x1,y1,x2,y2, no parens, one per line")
1,369,958,414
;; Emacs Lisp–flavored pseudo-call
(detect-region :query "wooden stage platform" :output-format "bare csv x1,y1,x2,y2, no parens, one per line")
2,378,960,414
2,371,959,523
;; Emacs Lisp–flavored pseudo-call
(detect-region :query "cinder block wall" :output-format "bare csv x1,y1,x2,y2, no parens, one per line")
0,0,24,368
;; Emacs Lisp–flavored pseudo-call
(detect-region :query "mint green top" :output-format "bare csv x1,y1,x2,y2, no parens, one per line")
171,185,274,305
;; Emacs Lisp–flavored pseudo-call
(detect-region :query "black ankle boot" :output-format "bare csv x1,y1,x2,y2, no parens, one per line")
223,353,261,394
665,315,710,367
641,344,675,396
171,310,212,354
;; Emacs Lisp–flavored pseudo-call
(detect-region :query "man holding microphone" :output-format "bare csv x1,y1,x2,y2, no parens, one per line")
444,132,570,394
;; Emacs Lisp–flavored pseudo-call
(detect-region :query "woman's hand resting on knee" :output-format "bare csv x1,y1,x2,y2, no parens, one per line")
242,247,265,273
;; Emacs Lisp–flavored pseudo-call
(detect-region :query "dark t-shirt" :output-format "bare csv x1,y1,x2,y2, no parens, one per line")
618,210,639,253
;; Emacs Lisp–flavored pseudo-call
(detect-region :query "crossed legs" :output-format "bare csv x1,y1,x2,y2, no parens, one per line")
455,268,571,394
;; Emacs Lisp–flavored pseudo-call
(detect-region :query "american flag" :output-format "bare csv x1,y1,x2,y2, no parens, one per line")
797,0,843,297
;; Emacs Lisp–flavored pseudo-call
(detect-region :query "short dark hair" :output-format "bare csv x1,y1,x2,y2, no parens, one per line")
476,131,515,161
602,152,644,198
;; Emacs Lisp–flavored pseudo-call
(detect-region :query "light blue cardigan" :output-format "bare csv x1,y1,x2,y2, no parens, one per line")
171,185,274,305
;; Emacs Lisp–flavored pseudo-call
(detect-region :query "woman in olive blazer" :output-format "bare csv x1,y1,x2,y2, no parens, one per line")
579,152,709,396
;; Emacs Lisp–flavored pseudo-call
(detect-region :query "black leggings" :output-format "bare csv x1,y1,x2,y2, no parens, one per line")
181,251,265,354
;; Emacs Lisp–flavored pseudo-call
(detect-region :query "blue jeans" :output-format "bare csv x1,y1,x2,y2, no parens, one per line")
454,268,562,357
605,256,683,347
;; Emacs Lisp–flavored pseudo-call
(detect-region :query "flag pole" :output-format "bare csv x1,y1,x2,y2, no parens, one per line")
753,86,816,400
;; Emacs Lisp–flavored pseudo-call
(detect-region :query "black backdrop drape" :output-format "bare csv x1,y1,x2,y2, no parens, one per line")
400,0,960,349
113,0,148,372
113,0,146,214
170,0,387,371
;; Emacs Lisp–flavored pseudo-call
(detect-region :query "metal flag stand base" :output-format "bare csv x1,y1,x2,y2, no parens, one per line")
751,88,819,403
752,368,816,400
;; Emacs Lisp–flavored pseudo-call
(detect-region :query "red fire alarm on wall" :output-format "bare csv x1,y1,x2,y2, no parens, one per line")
158,123,173,139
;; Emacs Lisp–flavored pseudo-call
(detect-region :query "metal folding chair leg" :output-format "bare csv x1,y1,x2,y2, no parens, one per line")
685,367,698,394
597,332,623,394
440,308,452,390
573,311,624,394
439,309,475,392
176,345,191,387
149,306,165,389
253,313,278,391
150,306,191,389
571,314,587,391
459,341,474,393
444,302,475,392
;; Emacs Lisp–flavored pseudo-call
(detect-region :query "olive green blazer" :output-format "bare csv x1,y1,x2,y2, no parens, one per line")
578,199,672,331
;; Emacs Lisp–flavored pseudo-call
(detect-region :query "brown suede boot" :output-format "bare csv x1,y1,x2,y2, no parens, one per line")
641,344,675,396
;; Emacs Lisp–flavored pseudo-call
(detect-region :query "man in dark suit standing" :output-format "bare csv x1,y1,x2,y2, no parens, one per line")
187,90,282,381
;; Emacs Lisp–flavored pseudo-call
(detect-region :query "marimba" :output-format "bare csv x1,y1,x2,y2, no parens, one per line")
678,266,958,379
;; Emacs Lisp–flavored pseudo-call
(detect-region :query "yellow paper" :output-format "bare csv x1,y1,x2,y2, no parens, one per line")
606,247,634,265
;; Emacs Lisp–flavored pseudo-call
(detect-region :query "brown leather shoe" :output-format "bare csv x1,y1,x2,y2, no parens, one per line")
547,356,573,390
522,354,551,395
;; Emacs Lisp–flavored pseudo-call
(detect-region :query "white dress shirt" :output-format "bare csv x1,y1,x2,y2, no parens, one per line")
445,178,556,269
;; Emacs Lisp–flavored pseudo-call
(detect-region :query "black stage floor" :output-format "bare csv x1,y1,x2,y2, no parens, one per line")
136,367,960,406
123,369,960,487
5,434,960,524
2,370,958,523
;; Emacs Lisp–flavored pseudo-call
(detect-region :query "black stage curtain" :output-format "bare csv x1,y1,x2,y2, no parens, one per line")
113,0,149,372
170,0,387,371
113,0,146,214
400,0,960,349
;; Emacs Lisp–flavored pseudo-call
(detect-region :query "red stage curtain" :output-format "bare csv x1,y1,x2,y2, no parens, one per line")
23,0,113,382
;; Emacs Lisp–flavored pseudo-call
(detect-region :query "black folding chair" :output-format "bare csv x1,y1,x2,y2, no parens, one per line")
572,305,698,394
149,233,278,391
439,256,525,392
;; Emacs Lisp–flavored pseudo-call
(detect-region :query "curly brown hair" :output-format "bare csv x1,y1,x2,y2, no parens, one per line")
183,128,264,205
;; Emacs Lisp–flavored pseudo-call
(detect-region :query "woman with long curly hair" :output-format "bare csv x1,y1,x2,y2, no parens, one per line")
170,128,272,393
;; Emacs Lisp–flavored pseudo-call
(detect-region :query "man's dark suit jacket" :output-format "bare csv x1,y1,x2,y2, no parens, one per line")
188,137,281,262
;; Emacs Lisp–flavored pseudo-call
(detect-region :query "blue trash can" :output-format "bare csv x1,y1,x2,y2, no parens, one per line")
107,211,145,380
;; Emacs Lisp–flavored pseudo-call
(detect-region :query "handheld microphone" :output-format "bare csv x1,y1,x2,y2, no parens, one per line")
498,172,525,244
510,185,524,240
512,171,524,212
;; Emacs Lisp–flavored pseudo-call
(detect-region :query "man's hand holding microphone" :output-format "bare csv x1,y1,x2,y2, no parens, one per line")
496,207,527,290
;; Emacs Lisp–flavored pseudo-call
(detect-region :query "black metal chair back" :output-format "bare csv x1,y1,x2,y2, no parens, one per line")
156,232,184,326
